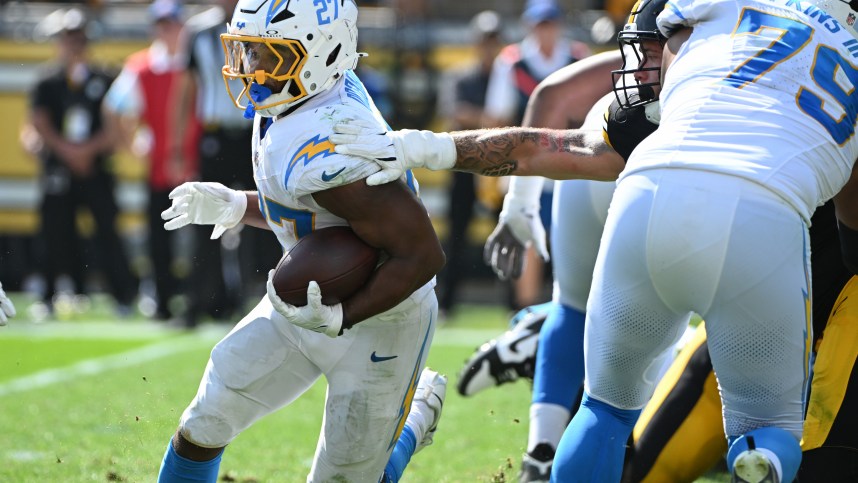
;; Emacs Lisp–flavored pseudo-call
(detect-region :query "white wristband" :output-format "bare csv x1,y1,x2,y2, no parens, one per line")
427,131,457,171
223,191,248,229
395,130,457,171
505,176,545,210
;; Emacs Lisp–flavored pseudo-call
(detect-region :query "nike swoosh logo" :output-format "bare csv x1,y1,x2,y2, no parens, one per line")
321,167,346,182
370,351,398,363
508,331,537,354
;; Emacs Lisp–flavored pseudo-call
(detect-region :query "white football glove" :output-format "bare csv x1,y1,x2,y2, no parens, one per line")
0,281,16,326
266,271,343,338
483,188,549,281
331,119,457,186
161,182,247,239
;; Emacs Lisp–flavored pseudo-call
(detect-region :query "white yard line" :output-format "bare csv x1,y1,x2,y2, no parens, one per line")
0,334,215,397
1,321,227,340
432,328,505,347
0,324,499,398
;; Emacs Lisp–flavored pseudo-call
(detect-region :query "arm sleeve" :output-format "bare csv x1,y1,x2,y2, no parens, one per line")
506,176,545,208
280,108,384,198
293,152,381,198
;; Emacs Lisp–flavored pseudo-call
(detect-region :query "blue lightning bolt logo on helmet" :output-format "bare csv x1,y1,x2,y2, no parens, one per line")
266,0,291,26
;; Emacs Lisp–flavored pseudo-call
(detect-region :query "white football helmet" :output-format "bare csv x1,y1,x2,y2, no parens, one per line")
221,0,360,117
809,0,858,39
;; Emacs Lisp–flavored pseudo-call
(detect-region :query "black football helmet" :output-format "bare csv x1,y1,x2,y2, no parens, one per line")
612,0,669,109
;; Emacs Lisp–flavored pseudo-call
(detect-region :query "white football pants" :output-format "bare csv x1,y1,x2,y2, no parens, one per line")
550,178,615,311
179,284,437,482
585,169,810,440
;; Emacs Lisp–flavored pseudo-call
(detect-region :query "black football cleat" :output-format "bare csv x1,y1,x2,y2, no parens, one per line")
519,443,555,483
456,305,549,397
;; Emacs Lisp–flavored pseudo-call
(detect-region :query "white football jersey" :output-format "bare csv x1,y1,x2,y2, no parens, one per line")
251,70,418,251
622,0,858,223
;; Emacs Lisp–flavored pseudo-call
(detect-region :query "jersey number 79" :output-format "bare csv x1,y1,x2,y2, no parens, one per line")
723,8,858,145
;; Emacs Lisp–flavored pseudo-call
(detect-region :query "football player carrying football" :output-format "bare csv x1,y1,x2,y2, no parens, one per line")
157,1,447,482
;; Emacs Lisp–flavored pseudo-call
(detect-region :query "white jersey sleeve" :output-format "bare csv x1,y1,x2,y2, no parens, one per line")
270,106,381,199
251,72,404,250
657,0,723,36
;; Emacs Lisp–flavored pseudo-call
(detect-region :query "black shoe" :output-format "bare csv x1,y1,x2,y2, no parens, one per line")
456,308,547,396
519,443,555,483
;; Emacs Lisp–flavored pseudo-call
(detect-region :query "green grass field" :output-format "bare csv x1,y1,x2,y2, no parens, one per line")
0,295,727,482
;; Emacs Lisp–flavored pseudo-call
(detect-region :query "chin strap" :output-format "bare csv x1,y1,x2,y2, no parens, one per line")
244,83,273,119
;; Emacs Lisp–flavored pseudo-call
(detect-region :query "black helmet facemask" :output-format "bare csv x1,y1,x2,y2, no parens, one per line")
611,0,669,109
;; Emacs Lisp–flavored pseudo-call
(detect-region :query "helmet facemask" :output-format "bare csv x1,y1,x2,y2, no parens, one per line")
612,30,664,109
221,0,361,119
221,34,308,118
611,0,669,110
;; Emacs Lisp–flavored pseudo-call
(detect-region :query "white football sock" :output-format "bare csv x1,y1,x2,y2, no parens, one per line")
405,403,430,444
527,402,571,453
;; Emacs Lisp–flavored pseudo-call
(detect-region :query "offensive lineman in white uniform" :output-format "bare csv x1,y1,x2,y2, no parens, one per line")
157,1,447,482
330,0,858,481
555,1,858,480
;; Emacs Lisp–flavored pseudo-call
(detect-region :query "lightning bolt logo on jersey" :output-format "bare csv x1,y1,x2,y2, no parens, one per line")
283,135,337,188
252,70,416,249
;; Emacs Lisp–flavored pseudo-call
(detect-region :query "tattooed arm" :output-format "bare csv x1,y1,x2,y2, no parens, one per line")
451,127,624,181
331,122,624,184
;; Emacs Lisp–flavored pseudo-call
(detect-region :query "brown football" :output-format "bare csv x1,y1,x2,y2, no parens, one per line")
272,226,379,306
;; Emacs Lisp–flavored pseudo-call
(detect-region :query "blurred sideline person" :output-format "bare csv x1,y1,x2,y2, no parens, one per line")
483,1,592,311
434,10,504,318
156,1,447,482
0,281,16,326
27,8,136,315
169,0,280,327
103,0,199,321
330,0,858,479
483,1,590,127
